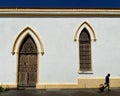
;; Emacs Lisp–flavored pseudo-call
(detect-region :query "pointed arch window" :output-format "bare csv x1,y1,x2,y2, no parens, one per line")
74,21,96,74
79,28,91,72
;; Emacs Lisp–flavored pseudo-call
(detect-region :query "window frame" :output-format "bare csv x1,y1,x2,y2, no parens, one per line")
78,28,93,74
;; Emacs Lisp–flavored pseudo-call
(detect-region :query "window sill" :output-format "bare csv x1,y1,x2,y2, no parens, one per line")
78,71,93,74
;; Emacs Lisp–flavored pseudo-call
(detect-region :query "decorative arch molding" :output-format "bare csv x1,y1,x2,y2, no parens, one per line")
74,21,96,42
11,26,44,55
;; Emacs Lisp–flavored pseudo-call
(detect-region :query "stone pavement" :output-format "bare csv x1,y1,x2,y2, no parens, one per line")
0,88,120,96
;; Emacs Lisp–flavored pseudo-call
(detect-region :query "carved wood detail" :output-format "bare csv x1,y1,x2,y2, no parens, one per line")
18,35,37,88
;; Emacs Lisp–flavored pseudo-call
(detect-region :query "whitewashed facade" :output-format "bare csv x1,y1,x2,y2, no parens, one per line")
0,9,120,89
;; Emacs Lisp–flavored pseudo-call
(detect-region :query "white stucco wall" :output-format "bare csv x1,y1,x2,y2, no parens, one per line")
0,17,120,84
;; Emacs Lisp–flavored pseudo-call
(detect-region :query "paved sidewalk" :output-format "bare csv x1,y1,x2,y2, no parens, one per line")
0,88,120,96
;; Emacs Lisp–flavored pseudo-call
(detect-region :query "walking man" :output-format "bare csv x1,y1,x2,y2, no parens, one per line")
105,73,110,91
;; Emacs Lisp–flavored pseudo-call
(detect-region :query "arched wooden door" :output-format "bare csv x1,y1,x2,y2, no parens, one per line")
18,35,37,89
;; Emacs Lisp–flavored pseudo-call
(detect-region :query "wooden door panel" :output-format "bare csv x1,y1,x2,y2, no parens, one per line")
18,35,37,89
18,54,37,88
18,72,27,86
28,72,37,86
